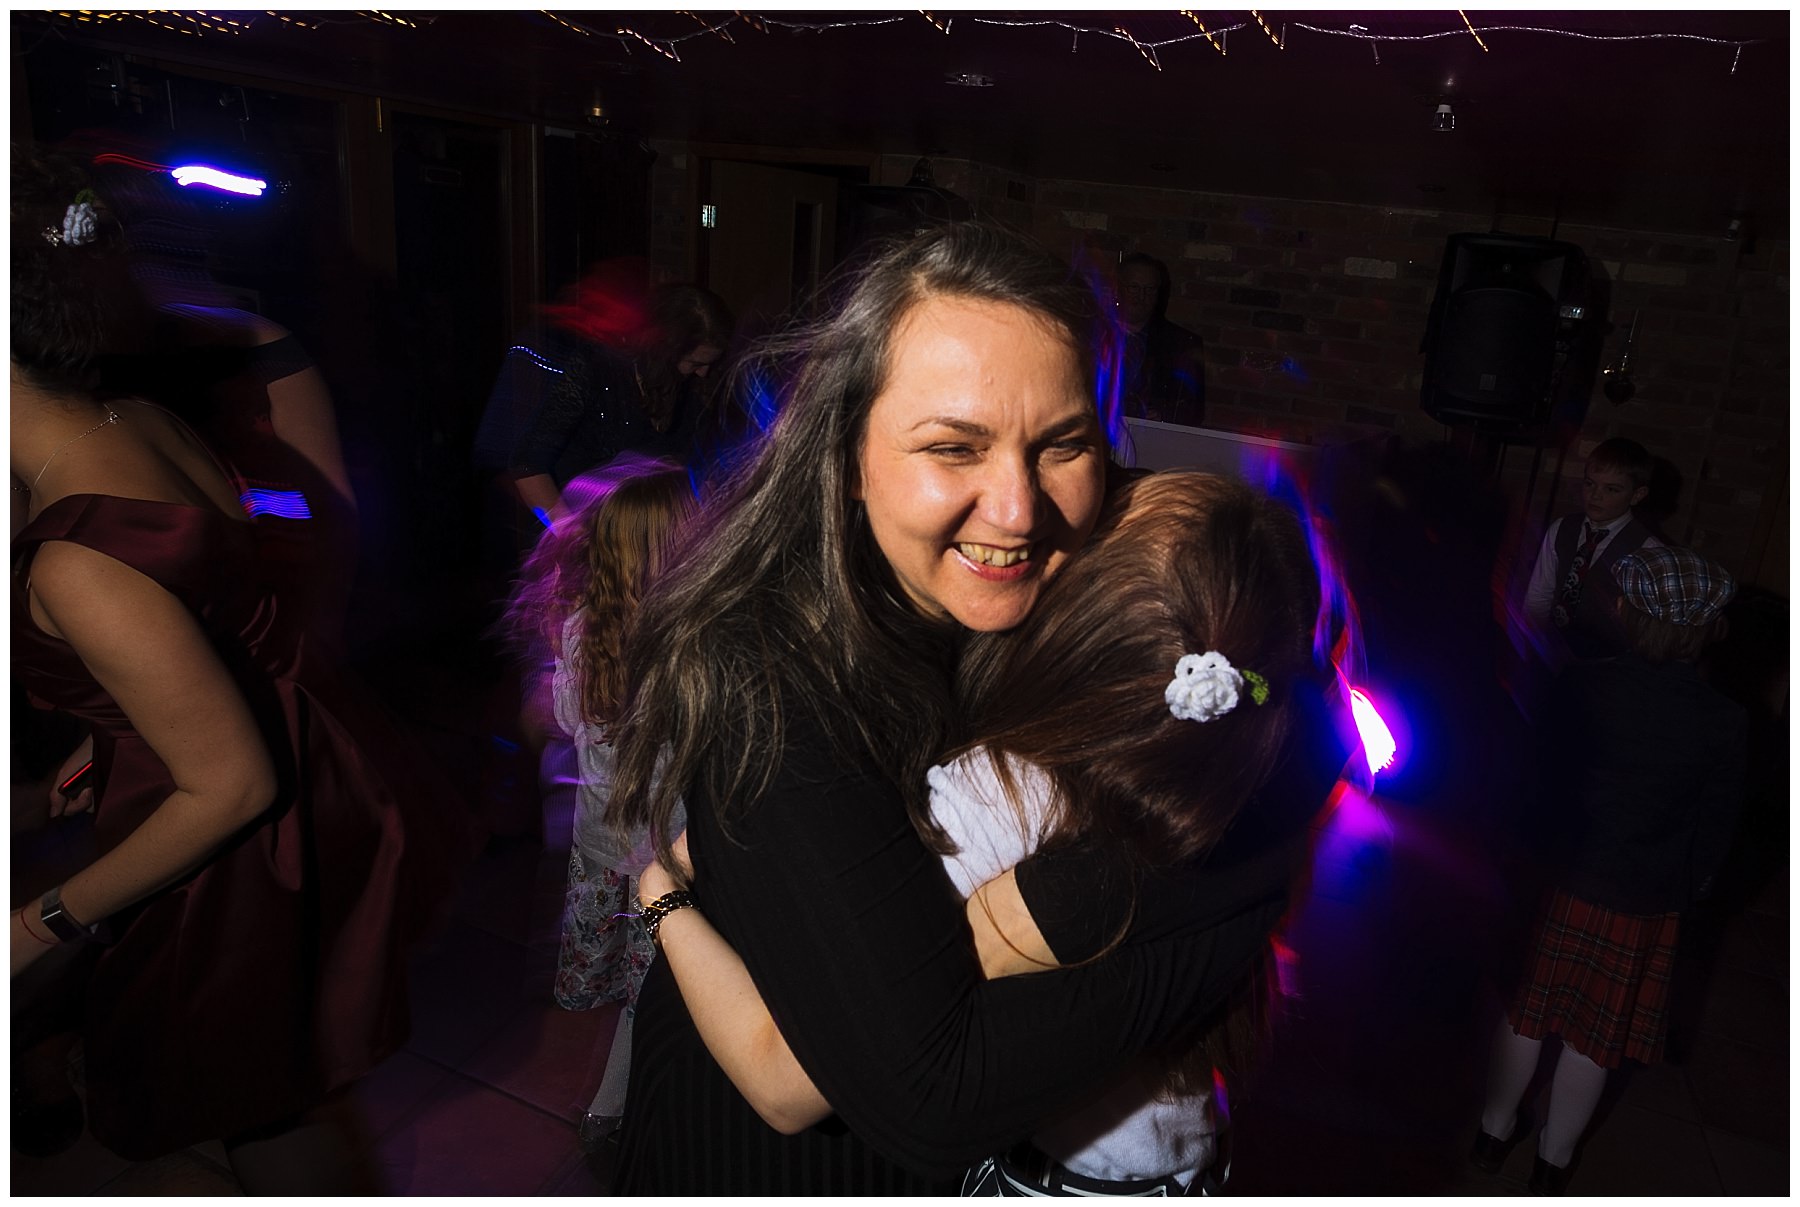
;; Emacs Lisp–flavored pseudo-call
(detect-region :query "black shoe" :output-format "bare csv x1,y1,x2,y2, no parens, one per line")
1468,1113,1530,1175
1528,1156,1575,1196
578,1111,622,1154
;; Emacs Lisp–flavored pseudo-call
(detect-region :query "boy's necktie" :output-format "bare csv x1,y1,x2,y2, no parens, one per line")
1553,523,1608,626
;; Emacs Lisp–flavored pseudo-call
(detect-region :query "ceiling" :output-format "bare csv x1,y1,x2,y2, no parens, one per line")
15,9,1791,238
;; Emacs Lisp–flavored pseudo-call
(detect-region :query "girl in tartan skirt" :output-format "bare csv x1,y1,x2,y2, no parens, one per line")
1473,545,1746,1195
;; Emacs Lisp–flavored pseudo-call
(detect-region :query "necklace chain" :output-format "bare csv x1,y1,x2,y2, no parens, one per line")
16,406,121,494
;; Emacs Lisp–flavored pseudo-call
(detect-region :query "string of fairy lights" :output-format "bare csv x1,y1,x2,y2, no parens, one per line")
547,10,1766,75
39,10,433,34
31,10,1768,75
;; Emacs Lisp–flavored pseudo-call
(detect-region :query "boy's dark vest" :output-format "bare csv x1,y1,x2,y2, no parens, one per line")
1552,512,1651,660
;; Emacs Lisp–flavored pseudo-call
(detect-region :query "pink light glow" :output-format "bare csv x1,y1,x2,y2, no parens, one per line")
1349,688,1397,774
171,164,267,196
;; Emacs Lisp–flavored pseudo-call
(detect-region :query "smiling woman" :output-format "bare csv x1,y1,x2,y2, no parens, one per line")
854,294,1104,632
592,222,1320,1195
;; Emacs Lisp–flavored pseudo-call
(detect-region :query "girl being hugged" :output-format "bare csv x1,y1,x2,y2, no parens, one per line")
638,469,1326,1195
504,458,695,1141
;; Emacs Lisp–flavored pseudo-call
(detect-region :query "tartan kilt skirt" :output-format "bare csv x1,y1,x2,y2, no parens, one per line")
1506,887,1681,1069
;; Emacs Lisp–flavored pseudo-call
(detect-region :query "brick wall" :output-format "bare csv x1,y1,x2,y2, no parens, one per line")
654,150,1789,590
971,170,1787,586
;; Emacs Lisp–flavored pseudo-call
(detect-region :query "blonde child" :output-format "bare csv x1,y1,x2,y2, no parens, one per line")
505,457,695,1142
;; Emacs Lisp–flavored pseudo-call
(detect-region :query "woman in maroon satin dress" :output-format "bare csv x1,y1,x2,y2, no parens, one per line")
9,147,444,1190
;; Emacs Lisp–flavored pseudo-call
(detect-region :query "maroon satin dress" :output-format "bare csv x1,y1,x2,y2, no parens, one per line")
13,492,448,1159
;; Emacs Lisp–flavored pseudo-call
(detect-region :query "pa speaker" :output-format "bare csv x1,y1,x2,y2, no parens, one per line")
1421,234,1588,428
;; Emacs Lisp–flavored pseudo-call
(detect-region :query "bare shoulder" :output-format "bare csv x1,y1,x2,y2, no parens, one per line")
29,537,164,602
26,537,174,642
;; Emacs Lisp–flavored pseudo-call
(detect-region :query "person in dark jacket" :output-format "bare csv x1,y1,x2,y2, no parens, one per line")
1112,254,1205,427
1470,544,1746,1195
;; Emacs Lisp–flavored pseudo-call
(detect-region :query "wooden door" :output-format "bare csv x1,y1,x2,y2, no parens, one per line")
702,159,839,330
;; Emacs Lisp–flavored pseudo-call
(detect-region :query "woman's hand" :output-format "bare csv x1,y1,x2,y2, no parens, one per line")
48,736,95,819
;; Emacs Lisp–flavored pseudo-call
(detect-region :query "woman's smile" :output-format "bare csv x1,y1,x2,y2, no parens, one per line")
855,294,1105,632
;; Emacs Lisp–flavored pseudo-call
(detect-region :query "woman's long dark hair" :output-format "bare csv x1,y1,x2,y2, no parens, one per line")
609,221,1114,857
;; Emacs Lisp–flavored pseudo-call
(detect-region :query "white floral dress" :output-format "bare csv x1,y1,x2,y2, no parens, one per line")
550,611,681,1013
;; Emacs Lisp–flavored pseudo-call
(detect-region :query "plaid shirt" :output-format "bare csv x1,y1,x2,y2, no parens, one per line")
1613,544,1735,625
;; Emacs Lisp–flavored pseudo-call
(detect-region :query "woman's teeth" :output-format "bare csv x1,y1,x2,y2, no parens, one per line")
957,543,1031,567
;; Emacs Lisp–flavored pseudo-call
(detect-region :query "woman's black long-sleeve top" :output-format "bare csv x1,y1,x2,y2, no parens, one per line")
613,688,1334,1195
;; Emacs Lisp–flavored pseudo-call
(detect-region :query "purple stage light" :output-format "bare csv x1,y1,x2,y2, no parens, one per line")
1348,687,1398,774
171,164,268,196
239,488,312,519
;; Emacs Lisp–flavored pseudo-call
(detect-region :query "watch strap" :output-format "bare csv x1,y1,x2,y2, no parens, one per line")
38,885,97,944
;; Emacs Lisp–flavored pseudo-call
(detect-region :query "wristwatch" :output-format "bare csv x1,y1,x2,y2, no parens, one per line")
38,886,100,944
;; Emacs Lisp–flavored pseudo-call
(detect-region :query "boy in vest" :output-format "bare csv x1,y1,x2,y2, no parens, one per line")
1523,438,1660,662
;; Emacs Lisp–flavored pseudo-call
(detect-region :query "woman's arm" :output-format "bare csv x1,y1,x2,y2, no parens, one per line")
507,353,591,520
164,305,356,512
640,845,1054,1130
13,541,277,975
511,473,565,524
263,353,355,513
685,705,1263,1180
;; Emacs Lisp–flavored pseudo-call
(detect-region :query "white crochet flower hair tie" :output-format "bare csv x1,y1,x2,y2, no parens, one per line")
42,190,100,248
1165,651,1269,724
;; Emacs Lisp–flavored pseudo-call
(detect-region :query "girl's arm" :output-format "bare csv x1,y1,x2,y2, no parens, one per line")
966,868,1058,978
639,853,831,1133
639,850,1052,1132
13,541,277,975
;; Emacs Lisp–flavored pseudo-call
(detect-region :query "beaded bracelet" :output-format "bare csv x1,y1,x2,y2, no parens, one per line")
637,889,697,943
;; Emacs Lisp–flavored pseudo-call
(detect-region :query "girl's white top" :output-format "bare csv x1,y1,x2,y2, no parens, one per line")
554,609,680,876
927,749,1216,1188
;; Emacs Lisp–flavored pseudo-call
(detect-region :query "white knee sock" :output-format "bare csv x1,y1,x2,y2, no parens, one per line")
587,1007,634,1119
1480,1020,1542,1139
1538,1045,1607,1168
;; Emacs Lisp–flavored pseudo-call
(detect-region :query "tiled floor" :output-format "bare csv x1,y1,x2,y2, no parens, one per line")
11,677,1789,1197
